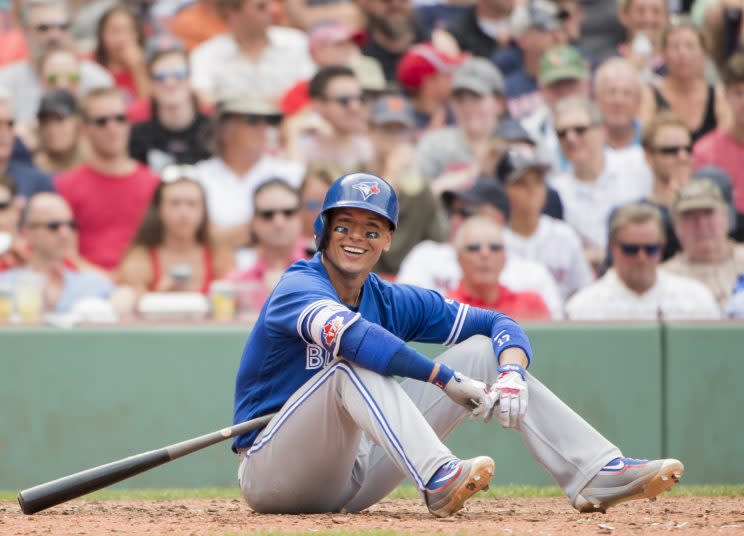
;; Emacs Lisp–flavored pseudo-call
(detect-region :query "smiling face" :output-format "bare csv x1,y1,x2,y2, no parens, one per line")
322,208,392,279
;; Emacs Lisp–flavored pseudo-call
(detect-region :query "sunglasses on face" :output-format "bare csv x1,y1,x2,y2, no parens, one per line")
47,72,80,85
151,69,189,83
0,118,15,129
257,207,299,221
464,242,504,253
618,242,662,257
324,94,366,107
161,164,200,183
86,114,127,127
653,144,692,156
556,124,594,140
0,200,11,211
223,113,281,127
28,219,78,232
34,22,70,32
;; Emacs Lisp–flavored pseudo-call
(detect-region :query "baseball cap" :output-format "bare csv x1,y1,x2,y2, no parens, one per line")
369,95,415,128
452,58,505,96
512,0,567,34
396,43,464,91
673,178,726,217
538,45,589,85
491,118,535,145
217,93,282,123
308,21,366,50
37,89,78,119
497,145,550,184
441,181,510,218
144,34,186,65
691,166,737,232
349,55,387,92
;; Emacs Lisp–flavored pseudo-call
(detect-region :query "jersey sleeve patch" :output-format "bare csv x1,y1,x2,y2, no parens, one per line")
298,300,361,358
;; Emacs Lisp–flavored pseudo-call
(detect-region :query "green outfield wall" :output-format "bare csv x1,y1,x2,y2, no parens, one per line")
1,323,742,491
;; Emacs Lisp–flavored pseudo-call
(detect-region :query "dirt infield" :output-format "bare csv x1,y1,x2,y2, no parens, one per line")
3,496,744,535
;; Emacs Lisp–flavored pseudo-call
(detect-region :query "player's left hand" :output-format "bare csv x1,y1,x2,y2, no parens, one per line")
475,364,528,428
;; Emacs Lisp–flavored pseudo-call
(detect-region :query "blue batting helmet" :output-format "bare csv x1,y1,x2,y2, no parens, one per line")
313,172,399,249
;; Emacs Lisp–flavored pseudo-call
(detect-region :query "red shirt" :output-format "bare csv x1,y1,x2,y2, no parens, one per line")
693,127,744,212
55,163,159,271
448,283,551,321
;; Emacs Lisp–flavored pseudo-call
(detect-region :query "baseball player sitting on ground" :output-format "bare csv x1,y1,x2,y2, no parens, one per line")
232,172,684,518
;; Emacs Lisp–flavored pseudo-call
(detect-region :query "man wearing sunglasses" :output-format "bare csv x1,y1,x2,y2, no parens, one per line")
196,93,304,250
0,192,116,314
0,0,113,123
450,214,551,320
56,87,160,271
566,202,719,320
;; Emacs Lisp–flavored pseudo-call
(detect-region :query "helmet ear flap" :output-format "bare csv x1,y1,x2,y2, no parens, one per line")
313,210,333,251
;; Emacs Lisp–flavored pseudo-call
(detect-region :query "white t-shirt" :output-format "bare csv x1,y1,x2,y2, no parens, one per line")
549,152,648,251
0,60,113,123
396,240,564,319
190,28,315,103
565,268,720,320
504,215,595,300
196,155,305,228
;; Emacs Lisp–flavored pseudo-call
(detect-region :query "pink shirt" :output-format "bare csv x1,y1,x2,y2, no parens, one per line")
693,127,744,212
55,163,159,270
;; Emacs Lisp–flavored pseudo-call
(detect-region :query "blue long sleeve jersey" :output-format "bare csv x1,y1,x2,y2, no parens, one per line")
232,253,532,451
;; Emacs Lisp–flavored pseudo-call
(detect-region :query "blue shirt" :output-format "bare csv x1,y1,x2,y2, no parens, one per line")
232,253,531,450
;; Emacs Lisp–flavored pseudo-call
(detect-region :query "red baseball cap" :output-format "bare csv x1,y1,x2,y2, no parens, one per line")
396,43,464,91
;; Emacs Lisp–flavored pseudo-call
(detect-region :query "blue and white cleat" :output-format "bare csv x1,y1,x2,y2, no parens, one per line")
425,456,495,518
574,457,684,513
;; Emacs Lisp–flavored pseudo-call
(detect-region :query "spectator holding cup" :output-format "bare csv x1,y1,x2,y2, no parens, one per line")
117,164,233,297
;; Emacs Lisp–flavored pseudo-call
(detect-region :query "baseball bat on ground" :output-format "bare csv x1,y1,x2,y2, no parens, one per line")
17,413,277,515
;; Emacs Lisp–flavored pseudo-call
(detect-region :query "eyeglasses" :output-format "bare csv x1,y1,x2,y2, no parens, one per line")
0,118,14,129
256,207,299,220
33,22,70,32
618,242,662,257
556,124,594,140
151,69,189,83
161,164,200,183
223,113,282,127
653,144,692,156
27,219,78,232
463,242,504,253
86,114,127,127
47,72,80,85
323,94,366,107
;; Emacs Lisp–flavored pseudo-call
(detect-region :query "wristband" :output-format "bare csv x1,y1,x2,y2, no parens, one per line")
496,363,526,381
430,363,456,389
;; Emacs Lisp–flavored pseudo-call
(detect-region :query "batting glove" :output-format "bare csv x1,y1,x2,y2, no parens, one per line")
490,364,528,429
440,371,489,411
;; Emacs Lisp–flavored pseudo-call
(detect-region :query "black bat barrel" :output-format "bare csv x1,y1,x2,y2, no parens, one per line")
18,448,171,515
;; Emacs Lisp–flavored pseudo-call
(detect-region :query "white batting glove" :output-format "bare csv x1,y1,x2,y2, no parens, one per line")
490,364,528,429
442,371,488,410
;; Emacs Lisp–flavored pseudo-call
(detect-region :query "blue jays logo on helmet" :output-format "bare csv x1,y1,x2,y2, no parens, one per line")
313,172,399,249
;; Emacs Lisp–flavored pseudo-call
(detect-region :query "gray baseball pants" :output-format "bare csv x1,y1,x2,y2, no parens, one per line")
238,335,621,513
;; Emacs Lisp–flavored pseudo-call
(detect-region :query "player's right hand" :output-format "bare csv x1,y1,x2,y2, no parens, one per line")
442,372,489,410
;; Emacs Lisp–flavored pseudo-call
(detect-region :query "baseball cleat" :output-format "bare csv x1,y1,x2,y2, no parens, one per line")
573,457,684,513
424,456,495,518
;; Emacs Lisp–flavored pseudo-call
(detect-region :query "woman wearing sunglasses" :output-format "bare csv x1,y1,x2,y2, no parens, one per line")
117,165,232,296
128,37,211,171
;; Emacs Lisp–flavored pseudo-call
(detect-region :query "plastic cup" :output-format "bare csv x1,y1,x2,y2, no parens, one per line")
14,272,45,324
210,280,236,321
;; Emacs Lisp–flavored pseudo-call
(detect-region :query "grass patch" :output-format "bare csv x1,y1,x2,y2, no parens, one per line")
3,484,744,502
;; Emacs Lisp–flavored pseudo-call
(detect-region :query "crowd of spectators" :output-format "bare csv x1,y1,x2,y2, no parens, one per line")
1,0,744,323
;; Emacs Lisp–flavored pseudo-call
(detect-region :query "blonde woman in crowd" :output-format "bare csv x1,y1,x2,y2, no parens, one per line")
117,164,232,296
641,19,730,143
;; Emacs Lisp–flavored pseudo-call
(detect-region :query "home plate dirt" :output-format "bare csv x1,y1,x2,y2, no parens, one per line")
2,496,744,535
